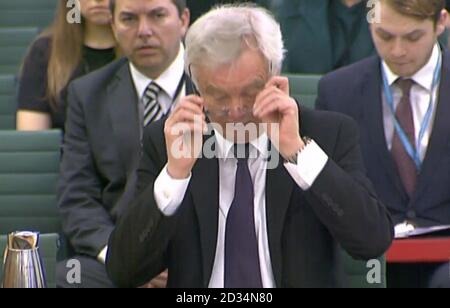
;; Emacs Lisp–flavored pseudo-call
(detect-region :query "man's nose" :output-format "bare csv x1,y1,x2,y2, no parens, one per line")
138,18,154,38
229,109,246,119
228,101,250,120
391,39,407,58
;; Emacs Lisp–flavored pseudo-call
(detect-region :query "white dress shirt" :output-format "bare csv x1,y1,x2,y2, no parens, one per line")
154,130,328,288
130,43,186,116
381,44,441,162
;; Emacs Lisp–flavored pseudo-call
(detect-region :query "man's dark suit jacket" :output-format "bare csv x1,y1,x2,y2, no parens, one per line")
106,107,394,288
58,58,193,258
316,50,450,227
278,0,375,74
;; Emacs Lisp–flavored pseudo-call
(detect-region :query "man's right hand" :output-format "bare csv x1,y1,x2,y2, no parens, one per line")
165,95,207,179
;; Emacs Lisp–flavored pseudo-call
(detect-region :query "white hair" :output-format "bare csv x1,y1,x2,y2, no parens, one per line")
185,3,285,85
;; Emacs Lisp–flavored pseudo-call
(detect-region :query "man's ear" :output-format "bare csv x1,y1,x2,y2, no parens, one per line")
446,9,450,28
436,9,448,36
180,8,191,38
368,22,376,37
111,16,120,42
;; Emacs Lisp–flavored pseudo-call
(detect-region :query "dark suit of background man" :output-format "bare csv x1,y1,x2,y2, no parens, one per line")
186,0,272,22
316,0,450,288
277,0,375,74
106,4,393,288
57,0,191,288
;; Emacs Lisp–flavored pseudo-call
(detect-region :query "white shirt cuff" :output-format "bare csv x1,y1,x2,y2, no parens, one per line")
154,164,191,216
97,246,108,264
284,139,329,190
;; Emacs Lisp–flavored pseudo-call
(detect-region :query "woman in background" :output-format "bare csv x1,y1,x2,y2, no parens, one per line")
17,0,117,131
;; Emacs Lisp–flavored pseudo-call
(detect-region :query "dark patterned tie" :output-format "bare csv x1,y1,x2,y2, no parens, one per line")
143,82,163,127
391,78,417,197
224,144,263,288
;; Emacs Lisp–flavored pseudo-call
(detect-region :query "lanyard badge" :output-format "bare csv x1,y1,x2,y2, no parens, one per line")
381,52,442,171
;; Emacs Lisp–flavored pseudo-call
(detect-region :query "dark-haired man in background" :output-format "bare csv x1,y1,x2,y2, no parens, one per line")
57,0,192,288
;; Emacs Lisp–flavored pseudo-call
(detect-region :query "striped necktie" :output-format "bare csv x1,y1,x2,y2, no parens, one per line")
143,82,163,127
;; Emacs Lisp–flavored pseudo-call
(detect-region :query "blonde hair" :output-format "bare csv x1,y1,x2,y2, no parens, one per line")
28,0,118,109
40,0,84,108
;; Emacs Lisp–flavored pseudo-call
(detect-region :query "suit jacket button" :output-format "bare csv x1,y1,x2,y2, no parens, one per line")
406,210,416,220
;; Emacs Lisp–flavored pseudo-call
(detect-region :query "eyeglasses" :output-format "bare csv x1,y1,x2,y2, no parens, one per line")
204,105,255,118
187,64,270,119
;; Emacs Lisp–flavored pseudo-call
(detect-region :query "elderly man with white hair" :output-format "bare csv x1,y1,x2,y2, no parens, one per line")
106,4,393,288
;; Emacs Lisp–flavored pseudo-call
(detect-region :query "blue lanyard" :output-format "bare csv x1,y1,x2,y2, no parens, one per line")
381,53,442,171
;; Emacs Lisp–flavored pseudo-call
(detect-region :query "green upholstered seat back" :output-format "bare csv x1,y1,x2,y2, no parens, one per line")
0,0,57,29
285,74,321,109
0,131,62,288
0,130,62,234
0,75,16,129
0,27,39,74
339,249,386,288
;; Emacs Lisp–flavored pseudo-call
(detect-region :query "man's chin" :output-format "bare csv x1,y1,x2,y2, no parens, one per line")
388,63,417,78
134,49,161,61
131,58,165,75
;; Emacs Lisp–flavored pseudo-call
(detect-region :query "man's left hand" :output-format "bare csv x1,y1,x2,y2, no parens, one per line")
253,76,304,160
140,270,168,288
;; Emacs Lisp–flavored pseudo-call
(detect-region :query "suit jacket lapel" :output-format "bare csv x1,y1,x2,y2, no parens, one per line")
362,58,407,198
185,76,196,95
107,61,141,176
413,50,450,200
266,148,294,287
190,134,219,287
